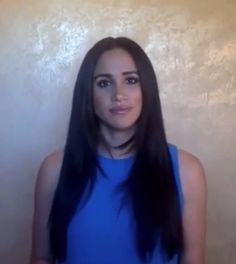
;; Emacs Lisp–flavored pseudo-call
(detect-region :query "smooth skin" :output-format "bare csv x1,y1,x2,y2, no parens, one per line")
31,48,207,264
93,48,143,158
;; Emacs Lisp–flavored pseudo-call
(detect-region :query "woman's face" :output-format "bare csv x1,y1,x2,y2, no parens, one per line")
93,48,143,132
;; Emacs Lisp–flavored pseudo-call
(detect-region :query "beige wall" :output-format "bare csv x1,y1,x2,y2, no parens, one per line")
0,0,235,263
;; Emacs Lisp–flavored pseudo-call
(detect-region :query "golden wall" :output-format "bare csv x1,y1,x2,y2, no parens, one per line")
0,0,235,263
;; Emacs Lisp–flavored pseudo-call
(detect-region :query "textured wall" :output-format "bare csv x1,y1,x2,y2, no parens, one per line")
0,0,235,263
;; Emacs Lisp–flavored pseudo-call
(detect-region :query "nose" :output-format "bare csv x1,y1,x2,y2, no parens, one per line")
111,81,127,102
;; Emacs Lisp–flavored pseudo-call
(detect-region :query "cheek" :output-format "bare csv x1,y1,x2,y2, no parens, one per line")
93,92,109,116
133,90,143,110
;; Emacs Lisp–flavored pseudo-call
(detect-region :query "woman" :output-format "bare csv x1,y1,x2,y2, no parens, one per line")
31,37,207,264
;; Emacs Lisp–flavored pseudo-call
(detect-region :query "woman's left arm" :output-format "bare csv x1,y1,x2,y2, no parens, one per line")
178,149,207,264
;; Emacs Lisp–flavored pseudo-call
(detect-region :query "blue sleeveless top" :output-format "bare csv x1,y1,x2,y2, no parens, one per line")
60,144,183,264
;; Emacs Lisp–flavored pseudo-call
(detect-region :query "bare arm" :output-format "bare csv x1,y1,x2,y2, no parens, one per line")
179,149,207,264
30,151,63,264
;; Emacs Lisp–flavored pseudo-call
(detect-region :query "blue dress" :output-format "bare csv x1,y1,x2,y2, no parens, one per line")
60,144,184,264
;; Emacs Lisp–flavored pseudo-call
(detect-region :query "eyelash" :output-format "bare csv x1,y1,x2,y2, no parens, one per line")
96,80,112,88
126,77,139,84
96,77,139,88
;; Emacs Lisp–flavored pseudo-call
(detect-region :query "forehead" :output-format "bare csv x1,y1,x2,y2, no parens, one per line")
94,48,137,74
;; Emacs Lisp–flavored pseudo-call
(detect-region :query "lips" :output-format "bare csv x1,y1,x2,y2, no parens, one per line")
109,106,132,114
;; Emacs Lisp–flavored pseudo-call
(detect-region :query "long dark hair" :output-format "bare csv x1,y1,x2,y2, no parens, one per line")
48,37,183,263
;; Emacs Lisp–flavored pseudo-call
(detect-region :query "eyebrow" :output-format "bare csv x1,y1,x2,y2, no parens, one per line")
94,71,139,80
123,71,138,75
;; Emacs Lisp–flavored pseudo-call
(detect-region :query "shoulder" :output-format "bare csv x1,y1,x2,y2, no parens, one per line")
177,149,207,262
40,149,64,172
177,148,206,198
31,149,64,263
35,149,64,197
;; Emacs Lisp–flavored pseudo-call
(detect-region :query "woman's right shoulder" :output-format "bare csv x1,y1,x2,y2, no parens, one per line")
35,149,64,196
31,149,65,263
40,149,64,175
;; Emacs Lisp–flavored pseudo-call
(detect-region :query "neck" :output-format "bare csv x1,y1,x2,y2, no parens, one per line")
98,125,135,159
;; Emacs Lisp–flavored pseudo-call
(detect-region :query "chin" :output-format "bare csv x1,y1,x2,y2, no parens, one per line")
108,121,137,131
99,115,140,132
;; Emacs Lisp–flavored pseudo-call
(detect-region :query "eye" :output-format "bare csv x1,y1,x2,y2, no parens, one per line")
125,76,140,85
96,79,112,88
